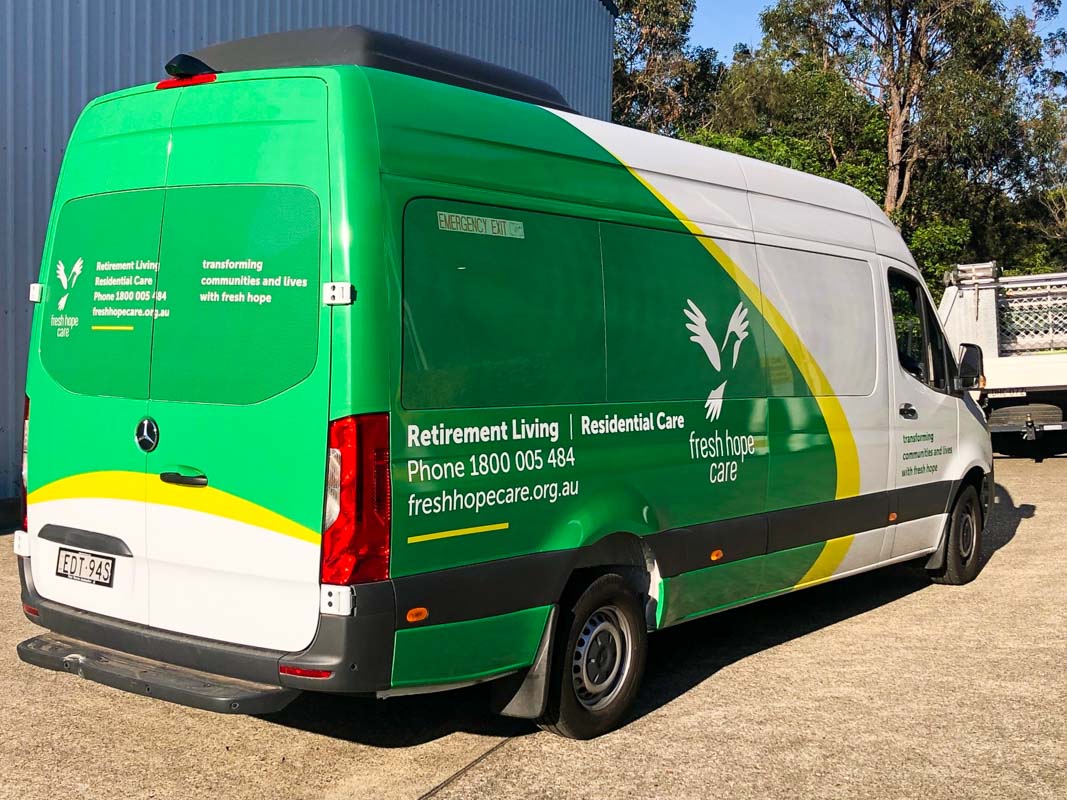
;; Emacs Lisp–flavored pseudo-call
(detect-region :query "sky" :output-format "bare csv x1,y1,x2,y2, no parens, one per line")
689,1,1067,68
689,2,764,60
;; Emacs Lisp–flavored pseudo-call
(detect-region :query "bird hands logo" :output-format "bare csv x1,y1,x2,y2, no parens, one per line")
55,258,84,311
684,298,750,421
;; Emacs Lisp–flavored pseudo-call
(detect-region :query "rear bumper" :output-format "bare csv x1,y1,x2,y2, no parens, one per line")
989,421,1065,435
17,555,397,706
17,633,298,714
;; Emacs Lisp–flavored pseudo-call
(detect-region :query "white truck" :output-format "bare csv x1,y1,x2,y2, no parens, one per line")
940,262,1067,460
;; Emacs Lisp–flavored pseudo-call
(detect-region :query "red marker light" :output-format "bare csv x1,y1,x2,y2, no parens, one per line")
156,73,217,90
279,665,332,679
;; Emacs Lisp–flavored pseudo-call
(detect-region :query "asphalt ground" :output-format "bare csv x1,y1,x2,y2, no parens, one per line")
1,455,1063,799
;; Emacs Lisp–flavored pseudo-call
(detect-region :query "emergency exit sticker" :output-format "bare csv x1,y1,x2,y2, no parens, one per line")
437,211,525,239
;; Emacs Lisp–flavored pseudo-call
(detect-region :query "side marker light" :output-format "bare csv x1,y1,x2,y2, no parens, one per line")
406,607,429,623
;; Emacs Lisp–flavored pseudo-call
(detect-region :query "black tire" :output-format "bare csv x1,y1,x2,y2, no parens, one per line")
537,573,647,739
928,484,983,585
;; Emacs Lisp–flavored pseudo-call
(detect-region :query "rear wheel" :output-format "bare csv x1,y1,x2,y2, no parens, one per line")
537,573,647,739
928,484,983,585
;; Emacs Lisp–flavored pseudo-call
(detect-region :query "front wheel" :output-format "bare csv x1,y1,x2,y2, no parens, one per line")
537,573,647,739
929,484,983,585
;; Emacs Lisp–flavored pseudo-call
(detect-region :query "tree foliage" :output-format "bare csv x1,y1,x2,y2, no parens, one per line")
612,0,1067,285
612,0,725,134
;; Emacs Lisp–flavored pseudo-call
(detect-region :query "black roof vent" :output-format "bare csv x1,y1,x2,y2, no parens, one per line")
185,25,575,113
165,53,216,79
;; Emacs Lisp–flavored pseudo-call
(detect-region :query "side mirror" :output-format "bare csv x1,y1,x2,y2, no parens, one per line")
956,343,985,391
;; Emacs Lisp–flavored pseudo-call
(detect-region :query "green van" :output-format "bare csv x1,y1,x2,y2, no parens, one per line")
15,27,993,739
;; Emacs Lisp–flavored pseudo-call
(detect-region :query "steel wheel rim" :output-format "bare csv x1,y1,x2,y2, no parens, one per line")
571,604,633,711
959,503,976,561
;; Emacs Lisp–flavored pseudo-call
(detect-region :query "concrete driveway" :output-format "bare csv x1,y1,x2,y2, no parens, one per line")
1,456,1063,800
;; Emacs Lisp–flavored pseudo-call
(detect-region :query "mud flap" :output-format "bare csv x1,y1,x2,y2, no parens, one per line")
490,606,556,719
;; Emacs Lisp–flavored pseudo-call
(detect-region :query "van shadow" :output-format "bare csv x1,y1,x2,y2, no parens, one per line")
260,677,533,747
260,480,1032,746
980,481,1033,569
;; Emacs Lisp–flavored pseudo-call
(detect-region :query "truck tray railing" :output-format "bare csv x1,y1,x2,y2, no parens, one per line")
997,281,1067,355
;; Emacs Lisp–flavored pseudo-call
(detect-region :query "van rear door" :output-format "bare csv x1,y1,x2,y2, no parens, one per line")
28,89,179,626
142,77,331,652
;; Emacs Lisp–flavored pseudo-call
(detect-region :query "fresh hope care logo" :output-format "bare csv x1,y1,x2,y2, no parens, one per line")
684,298,750,421
55,257,84,311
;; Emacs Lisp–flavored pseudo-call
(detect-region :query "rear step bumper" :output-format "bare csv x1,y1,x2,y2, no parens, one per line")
18,634,299,715
17,556,397,703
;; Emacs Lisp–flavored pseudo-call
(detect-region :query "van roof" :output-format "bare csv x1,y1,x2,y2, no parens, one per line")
185,25,575,113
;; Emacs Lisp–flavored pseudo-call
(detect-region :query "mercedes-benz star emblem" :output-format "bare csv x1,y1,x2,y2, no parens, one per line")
135,418,159,452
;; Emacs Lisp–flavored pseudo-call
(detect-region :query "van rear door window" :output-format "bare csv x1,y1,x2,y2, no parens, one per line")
148,185,321,405
39,189,164,399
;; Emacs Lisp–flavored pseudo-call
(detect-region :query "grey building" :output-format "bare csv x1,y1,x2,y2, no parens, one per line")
0,0,617,514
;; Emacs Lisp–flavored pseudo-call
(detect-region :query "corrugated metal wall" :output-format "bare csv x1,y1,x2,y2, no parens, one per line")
0,0,614,503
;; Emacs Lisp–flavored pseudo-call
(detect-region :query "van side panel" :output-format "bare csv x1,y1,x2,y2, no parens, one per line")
391,606,552,687
364,71,887,685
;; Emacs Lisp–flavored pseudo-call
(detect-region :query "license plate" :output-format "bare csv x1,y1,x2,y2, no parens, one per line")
56,547,115,587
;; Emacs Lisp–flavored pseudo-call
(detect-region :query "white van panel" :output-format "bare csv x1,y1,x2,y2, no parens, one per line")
748,193,876,252
830,526,889,576
550,110,749,191
891,515,947,559
838,395,894,496
146,505,320,651
755,245,879,397
29,498,149,625
873,218,917,267
632,169,753,232
737,153,874,218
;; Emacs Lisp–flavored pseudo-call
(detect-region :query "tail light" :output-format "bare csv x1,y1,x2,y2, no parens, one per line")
321,413,391,584
20,396,28,532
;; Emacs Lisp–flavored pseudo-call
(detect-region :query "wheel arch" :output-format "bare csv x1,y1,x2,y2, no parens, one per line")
926,463,991,572
566,531,662,631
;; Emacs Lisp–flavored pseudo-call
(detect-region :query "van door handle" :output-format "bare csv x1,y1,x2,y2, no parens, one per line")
159,472,208,487
899,403,918,420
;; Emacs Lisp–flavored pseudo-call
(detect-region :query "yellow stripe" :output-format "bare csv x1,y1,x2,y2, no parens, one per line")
91,325,134,331
407,522,509,545
622,168,861,499
27,470,320,545
794,534,855,588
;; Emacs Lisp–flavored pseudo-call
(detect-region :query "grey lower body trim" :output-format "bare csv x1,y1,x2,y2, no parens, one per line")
376,670,520,699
